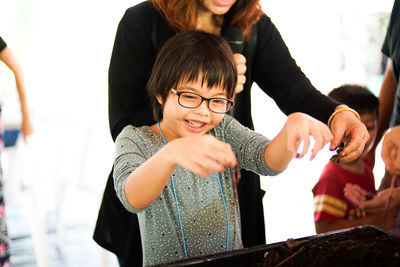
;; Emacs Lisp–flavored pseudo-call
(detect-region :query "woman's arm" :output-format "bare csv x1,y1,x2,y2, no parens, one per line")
0,46,33,140
367,60,398,165
253,15,368,163
253,15,338,122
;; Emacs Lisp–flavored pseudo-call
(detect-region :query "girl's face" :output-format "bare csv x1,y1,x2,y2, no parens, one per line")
201,0,237,15
157,79,230,141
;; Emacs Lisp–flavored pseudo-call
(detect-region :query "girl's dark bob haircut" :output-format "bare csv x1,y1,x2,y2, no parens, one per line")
147,30,237,121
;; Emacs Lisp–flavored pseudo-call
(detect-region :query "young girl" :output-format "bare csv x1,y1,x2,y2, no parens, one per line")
113,30,333,266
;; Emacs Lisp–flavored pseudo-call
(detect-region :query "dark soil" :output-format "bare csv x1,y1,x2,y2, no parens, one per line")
155,226,400,267
249,226,400,267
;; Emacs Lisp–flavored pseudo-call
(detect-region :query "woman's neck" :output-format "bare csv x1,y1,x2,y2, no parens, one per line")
196,10,223,35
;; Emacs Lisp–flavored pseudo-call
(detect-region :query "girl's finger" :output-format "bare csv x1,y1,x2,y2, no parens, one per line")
286,134,300,157
310,138,323,160
297,133,310,159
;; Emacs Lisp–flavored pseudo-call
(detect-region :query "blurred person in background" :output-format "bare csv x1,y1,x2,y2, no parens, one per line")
367,0,400,188
0,35,34,267
0,36,34,142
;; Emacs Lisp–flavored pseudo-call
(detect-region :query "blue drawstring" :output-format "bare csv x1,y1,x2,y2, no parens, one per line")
157,123,188,258
156,122,230,258
216,172,230,251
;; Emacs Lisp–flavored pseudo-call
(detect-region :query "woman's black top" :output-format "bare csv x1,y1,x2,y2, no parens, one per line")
0,36,7,52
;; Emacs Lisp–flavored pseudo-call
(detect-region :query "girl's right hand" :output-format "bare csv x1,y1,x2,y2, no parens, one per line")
167,134,238,177
285,112,333,160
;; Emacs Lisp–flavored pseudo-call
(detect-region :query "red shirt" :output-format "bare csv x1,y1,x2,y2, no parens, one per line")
312,158,376,222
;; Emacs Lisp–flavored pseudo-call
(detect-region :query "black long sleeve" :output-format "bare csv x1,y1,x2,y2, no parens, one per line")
108,3,161,141
253,15,339,123
0,36,7,52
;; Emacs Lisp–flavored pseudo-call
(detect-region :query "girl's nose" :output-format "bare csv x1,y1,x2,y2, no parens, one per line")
195,100,211,116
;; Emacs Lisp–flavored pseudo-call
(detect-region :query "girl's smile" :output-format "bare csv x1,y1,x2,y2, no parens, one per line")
185,119,208,132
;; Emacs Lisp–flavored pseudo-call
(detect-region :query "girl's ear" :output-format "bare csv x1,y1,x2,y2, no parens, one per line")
156,94,163,105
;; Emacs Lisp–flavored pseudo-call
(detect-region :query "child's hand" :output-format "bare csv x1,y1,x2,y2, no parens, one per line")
345,183,400,214
344,183,374,209
167,134,238,177
285,112,333,160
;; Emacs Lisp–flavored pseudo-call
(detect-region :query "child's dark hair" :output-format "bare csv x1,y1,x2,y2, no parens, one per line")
147,30,237,121
328,84,379,116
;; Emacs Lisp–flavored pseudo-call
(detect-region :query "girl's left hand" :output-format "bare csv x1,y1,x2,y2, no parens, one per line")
285,112,333,160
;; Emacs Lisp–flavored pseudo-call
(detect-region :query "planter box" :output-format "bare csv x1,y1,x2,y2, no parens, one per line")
153,225,400,267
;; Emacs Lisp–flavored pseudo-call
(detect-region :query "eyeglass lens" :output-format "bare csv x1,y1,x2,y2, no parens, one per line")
178,92,230,113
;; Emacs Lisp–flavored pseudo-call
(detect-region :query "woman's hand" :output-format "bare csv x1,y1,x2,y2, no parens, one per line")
234,53,246,94
329,105,369,163
382,126,400,174
285,112,333,160
167,134,238,177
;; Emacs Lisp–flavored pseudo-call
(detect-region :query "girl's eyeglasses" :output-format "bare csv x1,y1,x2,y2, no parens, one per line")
171,89,234,114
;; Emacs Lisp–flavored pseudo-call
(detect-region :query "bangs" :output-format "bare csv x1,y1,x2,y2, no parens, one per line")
176,65,235,96
169,34,237,97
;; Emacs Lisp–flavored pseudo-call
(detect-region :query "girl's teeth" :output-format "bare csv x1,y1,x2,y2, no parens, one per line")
188,120,203,127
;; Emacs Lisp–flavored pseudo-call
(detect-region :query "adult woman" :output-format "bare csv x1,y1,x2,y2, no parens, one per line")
94,1,368,266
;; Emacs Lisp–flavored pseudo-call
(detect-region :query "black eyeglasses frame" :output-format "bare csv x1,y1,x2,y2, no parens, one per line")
170,88,234,114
